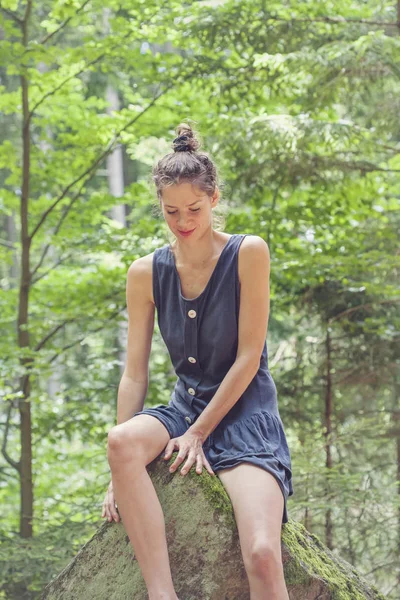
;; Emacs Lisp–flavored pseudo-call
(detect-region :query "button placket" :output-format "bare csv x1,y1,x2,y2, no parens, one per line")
184,302,202,406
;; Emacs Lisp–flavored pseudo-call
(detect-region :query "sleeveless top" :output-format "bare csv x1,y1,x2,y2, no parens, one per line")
152,233,293,506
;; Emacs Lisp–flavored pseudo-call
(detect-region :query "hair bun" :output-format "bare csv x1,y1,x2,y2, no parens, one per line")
172,124,200,153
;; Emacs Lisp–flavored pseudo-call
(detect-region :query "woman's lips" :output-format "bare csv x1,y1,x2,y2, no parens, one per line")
178,228,195,237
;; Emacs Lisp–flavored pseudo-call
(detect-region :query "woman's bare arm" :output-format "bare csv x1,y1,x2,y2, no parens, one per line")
116,255,155,425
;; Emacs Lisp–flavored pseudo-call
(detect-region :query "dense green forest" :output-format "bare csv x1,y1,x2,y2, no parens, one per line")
0,0,399,598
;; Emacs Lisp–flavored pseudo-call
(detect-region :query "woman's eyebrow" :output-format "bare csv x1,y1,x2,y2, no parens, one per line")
164,199,202,208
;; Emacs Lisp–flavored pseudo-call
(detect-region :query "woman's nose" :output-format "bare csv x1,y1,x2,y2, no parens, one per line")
178,217,192,227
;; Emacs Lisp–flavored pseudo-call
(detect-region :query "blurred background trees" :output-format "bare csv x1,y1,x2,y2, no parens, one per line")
0,0,398,597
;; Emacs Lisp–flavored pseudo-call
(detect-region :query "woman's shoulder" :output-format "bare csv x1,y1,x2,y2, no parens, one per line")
236,233,269,260
127,251,158,307
237,234,270,284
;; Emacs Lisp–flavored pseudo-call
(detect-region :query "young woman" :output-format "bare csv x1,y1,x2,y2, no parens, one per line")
102,123,293,600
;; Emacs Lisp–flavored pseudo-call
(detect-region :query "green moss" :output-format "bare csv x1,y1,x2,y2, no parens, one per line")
282,557,313,586
165,452,236,527
162,454,386,599
282,521,387,599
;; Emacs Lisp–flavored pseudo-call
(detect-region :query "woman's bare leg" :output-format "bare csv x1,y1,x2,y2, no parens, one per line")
218,464,289,600
107,415,179,600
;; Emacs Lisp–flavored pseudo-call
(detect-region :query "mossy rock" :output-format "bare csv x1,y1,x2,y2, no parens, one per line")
41,452,386,600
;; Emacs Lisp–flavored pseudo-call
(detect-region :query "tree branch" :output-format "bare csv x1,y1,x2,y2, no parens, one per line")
0,238,16,249
32,384,115,447
22,0,32,23
47,305,126,365
31,251,75,285
39,0,91,45
268,15,400,28
0,6,23,25
1,398,20,473
34,320,71,352
30,175,90,277
27,3,165,123
329,298,400,324
29,78,174,262
27,53,108,124
33,289,125,354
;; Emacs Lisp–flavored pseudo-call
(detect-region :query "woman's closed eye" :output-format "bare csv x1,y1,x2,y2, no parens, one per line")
167,208,201,215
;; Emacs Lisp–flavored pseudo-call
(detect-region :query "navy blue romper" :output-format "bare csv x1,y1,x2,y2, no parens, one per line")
132,233,294,523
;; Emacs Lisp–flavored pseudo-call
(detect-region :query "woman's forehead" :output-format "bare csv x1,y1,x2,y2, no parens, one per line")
162,182,206,204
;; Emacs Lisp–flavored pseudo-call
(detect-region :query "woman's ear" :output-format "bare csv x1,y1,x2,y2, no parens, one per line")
211,186,220,208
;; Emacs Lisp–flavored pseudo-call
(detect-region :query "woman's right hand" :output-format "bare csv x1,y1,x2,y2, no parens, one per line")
101,479,120,523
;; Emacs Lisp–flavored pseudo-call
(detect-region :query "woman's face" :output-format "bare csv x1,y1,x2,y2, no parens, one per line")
160,182,218,239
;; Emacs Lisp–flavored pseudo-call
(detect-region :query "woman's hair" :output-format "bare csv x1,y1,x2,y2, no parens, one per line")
151,122,227,242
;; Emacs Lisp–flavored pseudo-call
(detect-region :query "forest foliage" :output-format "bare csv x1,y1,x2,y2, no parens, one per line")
0,0,399,598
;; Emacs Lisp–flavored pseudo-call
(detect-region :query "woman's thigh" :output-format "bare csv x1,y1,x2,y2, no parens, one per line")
217,463,284,558
108,414,171,467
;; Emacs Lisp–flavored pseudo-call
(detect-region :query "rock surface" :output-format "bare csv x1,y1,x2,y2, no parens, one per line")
41,452,386,600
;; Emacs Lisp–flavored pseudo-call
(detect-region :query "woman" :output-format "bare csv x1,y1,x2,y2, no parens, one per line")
102,123,293,600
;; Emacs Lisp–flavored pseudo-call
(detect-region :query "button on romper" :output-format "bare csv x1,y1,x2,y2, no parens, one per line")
132,233,294,524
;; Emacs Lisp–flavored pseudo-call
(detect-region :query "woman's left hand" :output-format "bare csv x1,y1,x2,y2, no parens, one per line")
163,429,215,477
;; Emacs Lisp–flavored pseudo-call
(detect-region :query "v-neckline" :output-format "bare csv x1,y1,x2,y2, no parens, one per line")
169,234,236,302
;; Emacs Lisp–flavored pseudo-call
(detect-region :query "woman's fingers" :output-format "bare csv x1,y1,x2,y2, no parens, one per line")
196,453,203,475
164,435,215,477
180,449,197,475
109,503,118,521
108,489,119,521
164,438,178,460
104,499,111,521
105,492,113,521
203,455,215,476
179,451,215,477
169,448,187,472
101,488,120,522
102,490,109,520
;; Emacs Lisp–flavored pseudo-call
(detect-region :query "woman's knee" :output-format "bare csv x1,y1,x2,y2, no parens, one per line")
107,424,146,467
244,538,282,577
107,415,170,468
